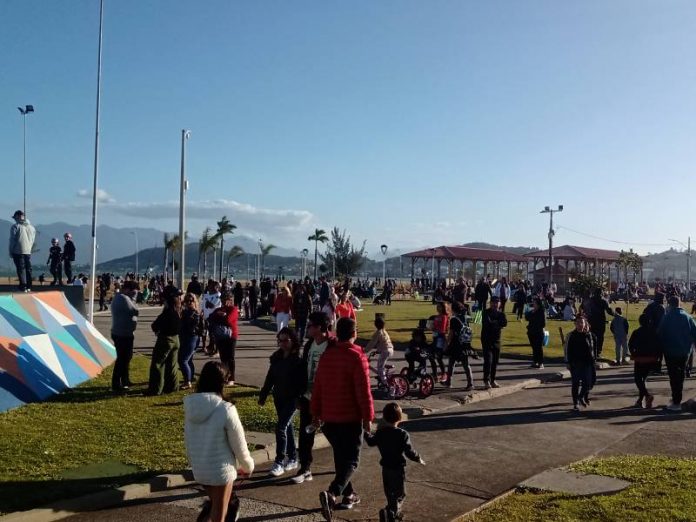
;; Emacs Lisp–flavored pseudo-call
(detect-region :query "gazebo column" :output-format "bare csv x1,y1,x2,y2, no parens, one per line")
410,257,415,282
507,261,511,280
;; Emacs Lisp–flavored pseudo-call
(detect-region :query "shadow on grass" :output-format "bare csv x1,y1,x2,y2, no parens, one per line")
0,470,180,514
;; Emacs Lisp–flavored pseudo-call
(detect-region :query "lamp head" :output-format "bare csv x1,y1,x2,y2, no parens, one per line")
558,205,564,211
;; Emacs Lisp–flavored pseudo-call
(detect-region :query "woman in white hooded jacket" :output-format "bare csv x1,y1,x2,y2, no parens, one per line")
184,361,254,522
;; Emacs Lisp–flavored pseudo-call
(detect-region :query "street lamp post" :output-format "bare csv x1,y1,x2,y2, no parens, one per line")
88,0,105,323
258,239,263,280
130,231,139,278
178,129,191,290
17,105,34,216
380,244,388,285
669,237,691,290
540,205,563,290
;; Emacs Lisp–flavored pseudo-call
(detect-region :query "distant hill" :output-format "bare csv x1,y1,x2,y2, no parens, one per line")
459,242,540,255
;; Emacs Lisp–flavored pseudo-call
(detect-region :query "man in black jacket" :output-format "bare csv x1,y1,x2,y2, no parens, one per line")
474,278,492,311
481,296,507,389
62,232,76,283
293,311,332,484
587,288,615,359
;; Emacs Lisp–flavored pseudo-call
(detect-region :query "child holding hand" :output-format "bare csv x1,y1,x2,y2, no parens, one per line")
365,403,425,522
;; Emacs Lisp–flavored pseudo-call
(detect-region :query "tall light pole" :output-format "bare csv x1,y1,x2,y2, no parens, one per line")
380,244,388,284
17,105,34,216
540,205,563,289
88,0,105,323
130,230,139,278
669,237,691,289
258,239,263,280
178,129,191,290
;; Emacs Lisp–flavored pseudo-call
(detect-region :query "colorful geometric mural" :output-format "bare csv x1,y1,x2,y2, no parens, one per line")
0,291,116,412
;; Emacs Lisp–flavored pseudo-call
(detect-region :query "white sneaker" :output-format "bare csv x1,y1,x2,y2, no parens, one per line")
285,459,298,472
270,462,285,476
666,402,682,412
292,470,312,484
538,364,545,369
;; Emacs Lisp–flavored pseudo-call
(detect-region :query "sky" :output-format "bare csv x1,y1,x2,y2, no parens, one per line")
2,0,696,258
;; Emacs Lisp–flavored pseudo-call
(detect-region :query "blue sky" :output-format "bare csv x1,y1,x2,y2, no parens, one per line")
2,0,695,257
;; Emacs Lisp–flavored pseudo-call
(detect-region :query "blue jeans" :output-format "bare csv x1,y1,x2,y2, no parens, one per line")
12,254,32,290
274,398,297,464
178,334,198,383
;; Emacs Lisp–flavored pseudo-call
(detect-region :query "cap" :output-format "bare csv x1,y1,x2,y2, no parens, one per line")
12,210,24,219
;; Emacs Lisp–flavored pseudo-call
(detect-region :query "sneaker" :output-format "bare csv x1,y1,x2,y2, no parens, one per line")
464,384,474,392
339,493,361,509
319,491,335,521
270,462,285,476
484,381,491,390
442,380,451,388
538,364,545,369
666,402,682,412
285,459,298,472
490,381,500,388
633,399,643,409
646,395,654,409
529,363,537,369
291,470,312,484
585,398,592,406
573,404,580,412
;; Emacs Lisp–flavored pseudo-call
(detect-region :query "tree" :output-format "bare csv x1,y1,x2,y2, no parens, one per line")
308,228,329,281
260,244,276,278
215,216,236,281
198,227,217,278
569,273,604,299
226,246,245,278
618,250,643,284
162,232,181,282
168,234,182,282
319,227,367,278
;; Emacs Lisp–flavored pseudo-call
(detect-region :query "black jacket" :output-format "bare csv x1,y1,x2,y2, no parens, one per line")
474,282,492,302
151,307,181,337
365,426,421,469
179,308,201,337
481,309,507,343
525,307,546,334
259,351,306,404
628,326,662,364
63,240,76,261
566,330,594,366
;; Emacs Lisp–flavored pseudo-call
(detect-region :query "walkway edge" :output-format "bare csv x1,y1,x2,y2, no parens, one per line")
0,434,330,522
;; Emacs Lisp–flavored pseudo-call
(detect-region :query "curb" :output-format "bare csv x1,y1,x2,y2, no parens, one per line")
0,434,329,522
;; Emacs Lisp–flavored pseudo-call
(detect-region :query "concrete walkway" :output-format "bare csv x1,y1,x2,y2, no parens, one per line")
65,313,696,521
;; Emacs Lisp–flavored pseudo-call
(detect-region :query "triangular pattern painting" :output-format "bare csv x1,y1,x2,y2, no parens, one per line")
0,292,116,412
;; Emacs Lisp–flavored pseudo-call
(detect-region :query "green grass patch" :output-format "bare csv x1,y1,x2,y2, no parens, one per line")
471,455,696,521
351,299,682,361
0,354,277,514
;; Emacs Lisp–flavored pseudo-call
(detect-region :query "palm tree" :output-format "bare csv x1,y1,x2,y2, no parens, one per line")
198,227,217,279
308,228,329,281
168,234,182,282
226,246,245,278
215,216,237,281
260,244,276,279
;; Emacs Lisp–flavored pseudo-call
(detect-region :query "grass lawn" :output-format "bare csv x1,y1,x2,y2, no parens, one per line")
0,354,278,514
352,299,689,361
470,455,696,521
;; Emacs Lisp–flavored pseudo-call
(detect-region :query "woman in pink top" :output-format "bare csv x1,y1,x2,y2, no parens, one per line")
335,292,356,321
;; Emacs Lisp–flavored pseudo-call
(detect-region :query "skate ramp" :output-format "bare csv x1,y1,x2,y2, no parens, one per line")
0,291,116,412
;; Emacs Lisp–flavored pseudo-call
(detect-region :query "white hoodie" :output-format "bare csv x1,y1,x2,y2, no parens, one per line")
183,393,254,486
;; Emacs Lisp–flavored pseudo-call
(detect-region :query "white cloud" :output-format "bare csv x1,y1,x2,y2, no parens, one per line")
109,199,314,230
77,188,115,203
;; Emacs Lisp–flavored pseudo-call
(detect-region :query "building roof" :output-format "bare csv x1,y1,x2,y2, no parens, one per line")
524,245,621,261
403,245,528,263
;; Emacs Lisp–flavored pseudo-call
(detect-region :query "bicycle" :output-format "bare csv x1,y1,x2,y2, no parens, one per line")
399,364,435,398
368,351,409,400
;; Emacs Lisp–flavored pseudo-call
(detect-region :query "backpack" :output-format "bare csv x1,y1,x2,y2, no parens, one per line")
452,315,473,345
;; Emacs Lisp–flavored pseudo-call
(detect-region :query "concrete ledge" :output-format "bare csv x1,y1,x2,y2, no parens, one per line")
520,468,630,496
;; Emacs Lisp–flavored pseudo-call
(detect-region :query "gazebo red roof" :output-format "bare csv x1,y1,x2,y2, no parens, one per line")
524,245,620,261
403,245,528,263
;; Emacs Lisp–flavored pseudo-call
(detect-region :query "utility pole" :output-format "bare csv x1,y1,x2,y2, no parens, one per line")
540,205,563,290
178,129,191,290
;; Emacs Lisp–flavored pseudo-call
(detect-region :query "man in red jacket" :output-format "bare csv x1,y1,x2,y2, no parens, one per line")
311,317,374,521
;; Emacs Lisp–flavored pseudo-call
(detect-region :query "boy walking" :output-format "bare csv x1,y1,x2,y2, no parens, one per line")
628,314,661,409
365,403,425,522
610,307,629,365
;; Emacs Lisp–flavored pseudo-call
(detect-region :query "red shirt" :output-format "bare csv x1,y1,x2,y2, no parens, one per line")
273,293,293,314
311,341,374,423
433,314,449,335
223,306,239,339
335,301,356,320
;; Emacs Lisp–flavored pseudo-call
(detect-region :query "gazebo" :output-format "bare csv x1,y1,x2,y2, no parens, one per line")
524,245,622,291
402,245,530,285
